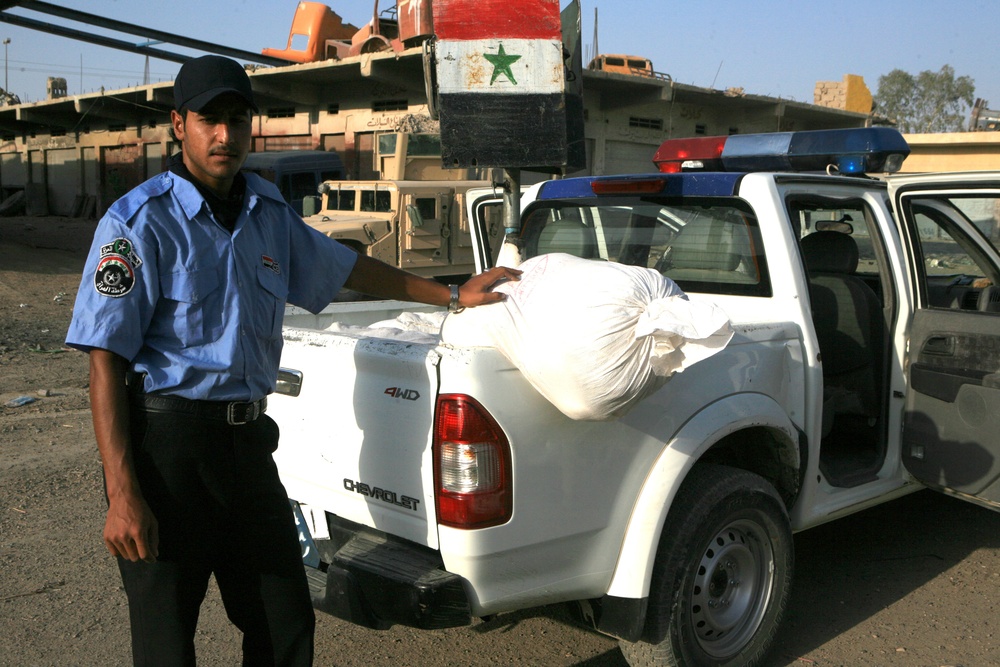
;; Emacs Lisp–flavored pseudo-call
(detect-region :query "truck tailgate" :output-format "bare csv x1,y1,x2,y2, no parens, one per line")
269,327,442,549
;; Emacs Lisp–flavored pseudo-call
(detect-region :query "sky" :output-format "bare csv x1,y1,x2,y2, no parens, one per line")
1,0,997,114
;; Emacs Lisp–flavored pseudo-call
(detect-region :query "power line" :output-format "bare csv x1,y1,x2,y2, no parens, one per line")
6,57,173,78
13,64,170,80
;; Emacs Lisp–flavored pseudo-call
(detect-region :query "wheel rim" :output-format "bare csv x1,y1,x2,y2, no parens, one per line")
688,516,775,659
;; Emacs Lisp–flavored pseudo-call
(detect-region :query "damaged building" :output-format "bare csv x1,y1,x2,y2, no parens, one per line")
0,1,875,217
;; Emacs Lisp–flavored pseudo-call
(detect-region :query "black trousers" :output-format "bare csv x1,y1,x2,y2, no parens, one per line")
117,407,314,666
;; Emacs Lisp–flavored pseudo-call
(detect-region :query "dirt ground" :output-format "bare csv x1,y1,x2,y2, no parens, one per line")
2,214,1000,667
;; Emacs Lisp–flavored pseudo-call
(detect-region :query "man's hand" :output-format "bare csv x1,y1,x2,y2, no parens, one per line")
457,266,522,309
89,349,159,563
104,496,159,563
344,254,521,308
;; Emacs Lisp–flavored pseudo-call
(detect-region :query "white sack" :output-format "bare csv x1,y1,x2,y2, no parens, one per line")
442,253,733,420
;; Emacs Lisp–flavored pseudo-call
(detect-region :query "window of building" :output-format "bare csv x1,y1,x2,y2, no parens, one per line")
372,99,408,112
629,116,663,131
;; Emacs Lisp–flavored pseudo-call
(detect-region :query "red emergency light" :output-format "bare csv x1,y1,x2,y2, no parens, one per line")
653,128,910,175
652,136,727,173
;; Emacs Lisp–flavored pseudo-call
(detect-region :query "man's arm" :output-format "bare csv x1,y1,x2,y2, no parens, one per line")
343,254,521,308
89,349,158,563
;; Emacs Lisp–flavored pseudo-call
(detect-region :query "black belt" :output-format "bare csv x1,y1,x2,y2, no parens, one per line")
132,393,267,426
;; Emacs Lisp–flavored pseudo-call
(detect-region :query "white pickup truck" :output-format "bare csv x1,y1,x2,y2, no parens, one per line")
268,128,1000,667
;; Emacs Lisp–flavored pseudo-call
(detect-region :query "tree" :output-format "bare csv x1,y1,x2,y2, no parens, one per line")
873,65,975,133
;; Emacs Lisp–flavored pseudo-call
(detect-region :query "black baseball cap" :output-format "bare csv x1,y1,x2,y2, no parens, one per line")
173,55,258,113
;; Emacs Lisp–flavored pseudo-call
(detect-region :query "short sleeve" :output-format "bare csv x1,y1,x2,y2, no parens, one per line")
285,219,358,314
65,214,159,360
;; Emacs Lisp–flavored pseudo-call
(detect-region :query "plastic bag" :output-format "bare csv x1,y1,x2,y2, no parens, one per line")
442,254,733,420
325,311,445,345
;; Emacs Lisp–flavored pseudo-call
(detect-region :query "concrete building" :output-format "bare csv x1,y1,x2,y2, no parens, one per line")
0,47,874,217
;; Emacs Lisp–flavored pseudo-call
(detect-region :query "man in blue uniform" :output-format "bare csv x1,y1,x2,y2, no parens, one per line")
66,55,518,666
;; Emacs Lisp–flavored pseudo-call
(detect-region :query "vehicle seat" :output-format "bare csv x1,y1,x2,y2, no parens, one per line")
800,231,884,435
262,2,357,63
663,223,755,283
536,220,597,258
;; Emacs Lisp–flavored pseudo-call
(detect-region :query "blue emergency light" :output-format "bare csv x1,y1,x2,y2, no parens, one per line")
654,127,910,175
534,172,743,200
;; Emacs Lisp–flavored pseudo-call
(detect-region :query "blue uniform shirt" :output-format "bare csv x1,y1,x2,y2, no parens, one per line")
66,170,357,401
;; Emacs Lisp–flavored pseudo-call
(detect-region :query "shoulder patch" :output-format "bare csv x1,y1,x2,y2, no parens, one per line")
94,237,142,297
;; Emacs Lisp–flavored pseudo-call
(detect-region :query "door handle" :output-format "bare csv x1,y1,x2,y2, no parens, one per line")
922,335,954,356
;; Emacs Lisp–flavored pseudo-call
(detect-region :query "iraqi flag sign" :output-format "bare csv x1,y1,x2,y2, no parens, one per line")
433,0,568,169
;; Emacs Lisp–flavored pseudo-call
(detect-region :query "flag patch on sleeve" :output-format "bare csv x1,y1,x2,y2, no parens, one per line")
94,237,142,297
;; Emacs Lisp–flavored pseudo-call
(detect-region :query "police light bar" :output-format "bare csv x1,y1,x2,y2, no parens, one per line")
653,128,910,175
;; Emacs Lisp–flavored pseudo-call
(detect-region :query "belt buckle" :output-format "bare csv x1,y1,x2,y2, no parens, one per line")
227,400,258,426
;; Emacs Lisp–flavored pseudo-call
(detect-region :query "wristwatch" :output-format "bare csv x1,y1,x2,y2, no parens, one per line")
448,284,465,313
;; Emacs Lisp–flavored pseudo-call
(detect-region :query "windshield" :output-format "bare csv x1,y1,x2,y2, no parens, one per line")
519,197,770,297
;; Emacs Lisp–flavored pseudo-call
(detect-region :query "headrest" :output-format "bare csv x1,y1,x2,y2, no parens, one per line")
801,231,859,274
536,220,595,258
670,226,741,270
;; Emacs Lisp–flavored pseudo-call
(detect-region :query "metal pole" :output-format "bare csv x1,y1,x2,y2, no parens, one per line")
502,167,521,237
494,167,523,267
3,38,9,93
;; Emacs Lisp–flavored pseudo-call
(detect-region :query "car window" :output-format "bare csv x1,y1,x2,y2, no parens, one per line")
520,198,770,297
328,190,355,211
905,196,1000,310
289,172,318,202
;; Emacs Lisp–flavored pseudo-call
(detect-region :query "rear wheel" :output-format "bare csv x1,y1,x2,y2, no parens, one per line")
620,464,793,667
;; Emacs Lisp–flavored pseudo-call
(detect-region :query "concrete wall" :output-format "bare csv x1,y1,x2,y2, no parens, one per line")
900,132,1000,172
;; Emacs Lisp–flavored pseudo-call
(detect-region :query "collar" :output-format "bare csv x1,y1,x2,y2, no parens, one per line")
168,152,247,231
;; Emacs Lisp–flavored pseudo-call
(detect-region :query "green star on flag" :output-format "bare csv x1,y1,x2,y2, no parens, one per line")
483,43,521,85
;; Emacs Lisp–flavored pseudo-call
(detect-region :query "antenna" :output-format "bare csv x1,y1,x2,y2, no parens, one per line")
710,61,723,89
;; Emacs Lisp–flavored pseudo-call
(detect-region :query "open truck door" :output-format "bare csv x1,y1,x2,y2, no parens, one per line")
891,173,1000,510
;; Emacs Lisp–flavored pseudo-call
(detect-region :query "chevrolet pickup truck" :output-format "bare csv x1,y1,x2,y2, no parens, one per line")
268,128,1000,667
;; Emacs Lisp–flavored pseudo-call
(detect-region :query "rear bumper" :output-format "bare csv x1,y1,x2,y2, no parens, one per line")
306,521,472,630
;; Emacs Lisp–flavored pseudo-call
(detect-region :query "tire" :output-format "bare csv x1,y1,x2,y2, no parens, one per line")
620,464,793,667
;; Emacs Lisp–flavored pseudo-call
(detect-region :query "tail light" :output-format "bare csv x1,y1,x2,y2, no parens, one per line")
590,178,667,195
433,394,512,529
